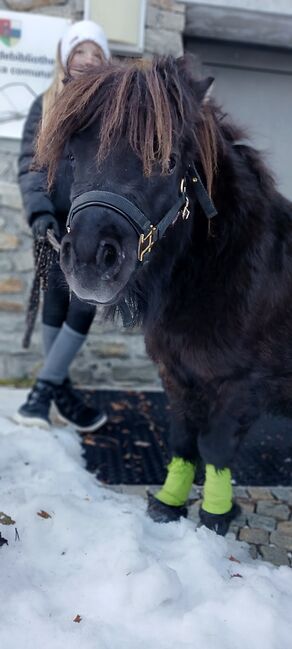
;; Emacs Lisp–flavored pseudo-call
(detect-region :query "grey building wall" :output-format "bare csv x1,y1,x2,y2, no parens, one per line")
0,0,186,387
184,0,292,49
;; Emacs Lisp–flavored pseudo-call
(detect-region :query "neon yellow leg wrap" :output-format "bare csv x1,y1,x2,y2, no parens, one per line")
155,457,196,507
202,464,233,514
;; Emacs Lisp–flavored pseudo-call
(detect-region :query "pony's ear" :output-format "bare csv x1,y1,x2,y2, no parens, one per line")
175,56,214,104
194,77,214,104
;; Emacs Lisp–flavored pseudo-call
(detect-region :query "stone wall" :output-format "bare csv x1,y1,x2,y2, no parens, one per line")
0,0,186,387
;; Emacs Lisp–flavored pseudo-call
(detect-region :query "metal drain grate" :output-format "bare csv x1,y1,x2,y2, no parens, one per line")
80,390,292,486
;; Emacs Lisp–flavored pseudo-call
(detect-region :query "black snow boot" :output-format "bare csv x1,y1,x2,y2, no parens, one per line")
13,379,55,429
199,502,241,536
53,378,107,433
147,492,188,523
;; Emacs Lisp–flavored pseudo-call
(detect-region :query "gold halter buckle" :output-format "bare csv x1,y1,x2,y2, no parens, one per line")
138,225,157,262
180,178,190,220
182,196,190,220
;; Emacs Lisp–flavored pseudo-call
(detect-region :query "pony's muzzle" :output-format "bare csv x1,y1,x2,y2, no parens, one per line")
61,234,122,280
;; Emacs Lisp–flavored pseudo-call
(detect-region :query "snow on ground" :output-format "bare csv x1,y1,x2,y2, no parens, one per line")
0,387,292,649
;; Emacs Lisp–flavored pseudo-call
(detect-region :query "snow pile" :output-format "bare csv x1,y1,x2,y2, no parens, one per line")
0,388,292,649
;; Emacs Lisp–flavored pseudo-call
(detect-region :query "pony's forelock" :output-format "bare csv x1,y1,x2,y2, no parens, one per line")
36,56,218,192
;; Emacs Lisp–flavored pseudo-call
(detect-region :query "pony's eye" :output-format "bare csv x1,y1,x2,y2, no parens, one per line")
168,156,177,174
68,153,75,164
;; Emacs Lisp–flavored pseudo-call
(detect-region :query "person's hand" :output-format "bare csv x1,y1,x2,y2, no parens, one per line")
31,213,60,239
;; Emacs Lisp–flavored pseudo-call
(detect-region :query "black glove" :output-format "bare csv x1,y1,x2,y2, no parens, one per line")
31,213,60,239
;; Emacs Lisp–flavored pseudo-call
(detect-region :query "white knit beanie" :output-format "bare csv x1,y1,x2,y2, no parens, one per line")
60,20,110,70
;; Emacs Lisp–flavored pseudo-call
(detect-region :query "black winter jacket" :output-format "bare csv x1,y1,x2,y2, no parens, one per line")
18,95,72,231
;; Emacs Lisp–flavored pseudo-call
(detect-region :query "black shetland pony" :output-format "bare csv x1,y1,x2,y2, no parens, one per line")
37,56,292,535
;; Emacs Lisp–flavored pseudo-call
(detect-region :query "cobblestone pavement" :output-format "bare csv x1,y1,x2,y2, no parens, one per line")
110,484,292,568
195,485,292,568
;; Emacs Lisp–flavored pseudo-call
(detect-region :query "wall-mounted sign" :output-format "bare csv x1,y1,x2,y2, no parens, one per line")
84,0,146,55
0,11,70,139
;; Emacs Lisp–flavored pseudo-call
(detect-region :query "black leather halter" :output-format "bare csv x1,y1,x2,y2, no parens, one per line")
66,165,217,264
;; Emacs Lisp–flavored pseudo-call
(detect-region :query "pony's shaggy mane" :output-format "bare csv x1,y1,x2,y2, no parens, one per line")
36,55,219,192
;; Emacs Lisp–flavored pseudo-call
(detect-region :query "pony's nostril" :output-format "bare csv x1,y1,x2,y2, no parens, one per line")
96,239,121,279
103,244,117,267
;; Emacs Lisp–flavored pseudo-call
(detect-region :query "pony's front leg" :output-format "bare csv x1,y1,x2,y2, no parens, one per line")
199,464,239,536
147,400,198,523
198,412,238,535
147,454,196,522
148,455,238,536
147,380,239,534
197,381,257,534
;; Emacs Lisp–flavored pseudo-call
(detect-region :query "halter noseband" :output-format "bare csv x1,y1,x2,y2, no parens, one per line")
66,165,217,264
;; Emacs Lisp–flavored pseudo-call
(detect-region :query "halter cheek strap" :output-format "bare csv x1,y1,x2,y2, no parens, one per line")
188,164,217,220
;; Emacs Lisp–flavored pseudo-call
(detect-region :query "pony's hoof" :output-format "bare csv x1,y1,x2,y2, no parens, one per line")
147,492,188,523
199,502,241,536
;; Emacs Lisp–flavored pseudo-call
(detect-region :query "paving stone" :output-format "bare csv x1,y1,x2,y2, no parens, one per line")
277,521,292,536
234,513,249,526
256,501,290,520
233,486,248,498
271,487,292,502
239,527,270,545
247,513,276,532
229,524,239,537
259,545,290,567
236,498,255,514
249,545,258,560
247,487,275,501
270,531,292,552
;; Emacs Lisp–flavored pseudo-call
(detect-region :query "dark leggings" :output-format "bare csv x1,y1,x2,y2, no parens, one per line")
42,260,96,335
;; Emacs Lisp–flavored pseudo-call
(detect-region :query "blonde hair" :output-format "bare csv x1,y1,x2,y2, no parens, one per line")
42,43,65,128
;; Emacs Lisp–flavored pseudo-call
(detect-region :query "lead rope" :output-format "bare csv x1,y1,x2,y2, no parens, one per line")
22,235,58,349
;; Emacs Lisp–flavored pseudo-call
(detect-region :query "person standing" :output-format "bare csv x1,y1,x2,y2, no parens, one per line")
14,21,110,432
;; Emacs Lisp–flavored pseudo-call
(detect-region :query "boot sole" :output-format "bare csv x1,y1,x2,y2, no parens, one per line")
53,407,108,433
12,412,50,430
